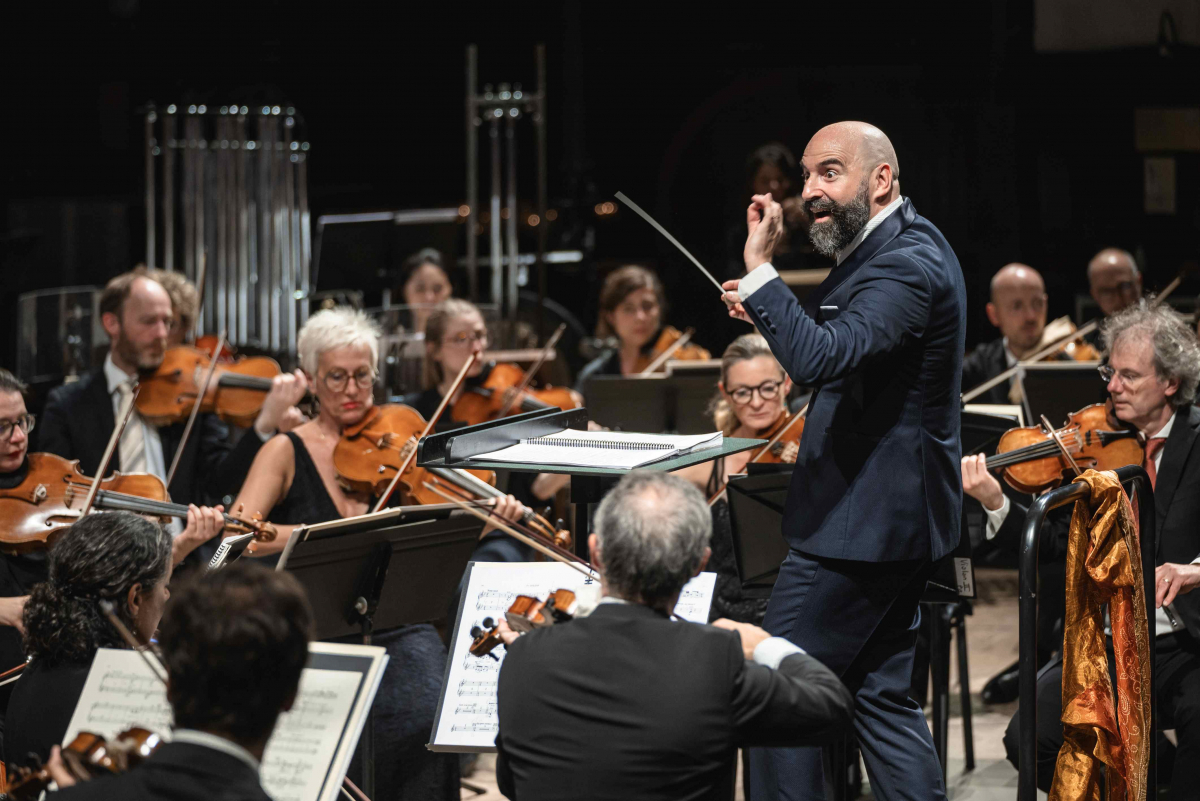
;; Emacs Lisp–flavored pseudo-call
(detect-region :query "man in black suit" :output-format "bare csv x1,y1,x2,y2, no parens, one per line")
968,302,1200,800
962,263,1053,405
494,471,854,801
36,268,305,534
47,561,313,801
722,121,965,800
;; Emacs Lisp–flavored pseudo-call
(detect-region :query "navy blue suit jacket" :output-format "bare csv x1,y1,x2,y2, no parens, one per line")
745,199,966,562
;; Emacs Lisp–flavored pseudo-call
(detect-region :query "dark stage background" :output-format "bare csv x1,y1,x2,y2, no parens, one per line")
3,1,1199,372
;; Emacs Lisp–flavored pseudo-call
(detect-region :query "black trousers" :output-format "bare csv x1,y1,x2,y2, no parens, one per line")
1004,632,1200,800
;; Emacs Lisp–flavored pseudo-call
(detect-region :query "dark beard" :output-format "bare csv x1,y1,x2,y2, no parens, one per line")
806,180,871,259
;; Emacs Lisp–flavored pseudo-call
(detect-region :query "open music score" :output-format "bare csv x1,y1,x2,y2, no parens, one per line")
65,645,387,801
430,562,716,752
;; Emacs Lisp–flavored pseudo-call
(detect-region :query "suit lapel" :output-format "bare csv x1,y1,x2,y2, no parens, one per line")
803,199,917,316
1154,405,1200,545
84,369,119,474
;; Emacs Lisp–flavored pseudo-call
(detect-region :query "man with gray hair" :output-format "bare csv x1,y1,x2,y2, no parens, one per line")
493,471,853,801
989,300,1200,798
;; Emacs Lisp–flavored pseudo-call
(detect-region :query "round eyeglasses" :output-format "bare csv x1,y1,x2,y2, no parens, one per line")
0,414,35,442
727,380,783,405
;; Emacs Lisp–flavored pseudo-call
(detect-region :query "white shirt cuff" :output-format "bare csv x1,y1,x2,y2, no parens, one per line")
738,263,780,301
1190,555,1200,566
983,494,1011,541
752,636,805,669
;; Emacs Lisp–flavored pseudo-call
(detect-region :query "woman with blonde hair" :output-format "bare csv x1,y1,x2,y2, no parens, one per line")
674,332,795,624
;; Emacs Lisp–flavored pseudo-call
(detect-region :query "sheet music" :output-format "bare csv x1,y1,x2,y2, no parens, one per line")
466,429,723,469
65,646,385,801
431,562,715,751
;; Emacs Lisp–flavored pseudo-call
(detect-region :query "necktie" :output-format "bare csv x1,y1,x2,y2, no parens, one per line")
1143,437,1167,490
116,380,148,474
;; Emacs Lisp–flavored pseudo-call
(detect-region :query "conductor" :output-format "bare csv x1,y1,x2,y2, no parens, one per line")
723,121,966,801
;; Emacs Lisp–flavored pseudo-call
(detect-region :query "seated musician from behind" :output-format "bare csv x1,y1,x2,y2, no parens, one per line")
46,561,313,801
972,301,1200,798
675,333,794,625
575,265,711,392
493,471,853,801
232,305,522,801
5,509,220,767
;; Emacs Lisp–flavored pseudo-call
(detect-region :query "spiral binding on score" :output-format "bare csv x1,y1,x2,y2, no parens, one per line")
520,436,671,451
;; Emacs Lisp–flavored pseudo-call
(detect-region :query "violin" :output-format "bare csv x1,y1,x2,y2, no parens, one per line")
0,452,276,554
633,326,712,374
193,333,236,363
985,402,1143,494
1038,316,1102,362
136,345,281,428
451,362,583,427
469,589,580,658
3,727,163,800
748,407,805,465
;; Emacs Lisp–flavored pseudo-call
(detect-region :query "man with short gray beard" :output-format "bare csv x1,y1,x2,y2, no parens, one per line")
492,471,854,801
723,121,966,801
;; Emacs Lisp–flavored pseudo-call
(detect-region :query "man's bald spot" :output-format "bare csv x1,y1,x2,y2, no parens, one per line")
809,121,900,179
1087,248,1139,280
990,263,1044,302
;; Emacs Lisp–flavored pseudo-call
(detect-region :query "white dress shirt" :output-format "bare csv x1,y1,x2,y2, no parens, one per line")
983,411,1186,636
171,728,261,774
104,353,167,481
739,196,906,300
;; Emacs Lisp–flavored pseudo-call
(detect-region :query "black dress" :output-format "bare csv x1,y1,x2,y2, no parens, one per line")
4,658,91,767
271,433,460,801
705,457,769,626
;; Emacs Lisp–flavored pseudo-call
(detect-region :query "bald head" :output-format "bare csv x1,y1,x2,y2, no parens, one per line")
1088,248,1141,316
986,263,1048,355
802,121,900,215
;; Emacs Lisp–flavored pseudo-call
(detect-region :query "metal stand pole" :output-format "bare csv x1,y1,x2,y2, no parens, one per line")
145,105,157,267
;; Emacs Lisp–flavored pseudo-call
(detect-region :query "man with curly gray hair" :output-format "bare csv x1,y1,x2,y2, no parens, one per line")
494,471,853,801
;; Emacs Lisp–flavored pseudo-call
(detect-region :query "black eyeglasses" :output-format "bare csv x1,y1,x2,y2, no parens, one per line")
322,368,376,393
0,414,35,441
727,380,783,405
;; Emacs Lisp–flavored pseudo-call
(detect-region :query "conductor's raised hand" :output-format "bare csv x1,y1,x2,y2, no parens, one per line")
722,280,751,324
744,193,785,273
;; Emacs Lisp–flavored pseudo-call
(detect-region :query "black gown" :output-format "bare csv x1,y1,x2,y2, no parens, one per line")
271,433,459,801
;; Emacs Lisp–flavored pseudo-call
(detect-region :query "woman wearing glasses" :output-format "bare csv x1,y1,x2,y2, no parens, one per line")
675,334,795,625
232,306,522,801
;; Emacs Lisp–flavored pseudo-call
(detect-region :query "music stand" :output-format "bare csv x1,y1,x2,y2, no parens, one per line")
725,471,791,597
581,376,668,432
282,514,486,798
1021,362,1107,427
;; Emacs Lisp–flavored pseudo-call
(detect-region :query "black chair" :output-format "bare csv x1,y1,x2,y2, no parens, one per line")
1016,465,1157,801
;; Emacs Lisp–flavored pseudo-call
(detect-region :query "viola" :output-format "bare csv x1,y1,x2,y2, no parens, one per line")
4,726,163,800
632,326,712,374
451,362,582,427
469,589,580,658
985,402,1144,494
136,345,281,428
0,452,276,554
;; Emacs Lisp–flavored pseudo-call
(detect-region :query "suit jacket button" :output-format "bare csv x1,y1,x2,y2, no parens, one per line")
770,325,778,334
757,306,766,314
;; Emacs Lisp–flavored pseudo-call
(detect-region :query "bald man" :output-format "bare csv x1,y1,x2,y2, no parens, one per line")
961,263,1055,405
1088,247,1142,319
723,121,962,801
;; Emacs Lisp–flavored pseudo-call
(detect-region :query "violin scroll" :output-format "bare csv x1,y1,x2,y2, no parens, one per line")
467,589,580,659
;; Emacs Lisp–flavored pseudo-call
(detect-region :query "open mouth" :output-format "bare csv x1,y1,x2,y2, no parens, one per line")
812,210,832,223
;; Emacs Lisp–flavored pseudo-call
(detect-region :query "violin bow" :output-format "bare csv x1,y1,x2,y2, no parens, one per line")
421,481,597,578
98,599,169,686
165,331,226,488
498,323,567,417
639,328,696,376
371,352,479,513
1041,414,1084,478
80,385,142,517
749,403,808,464
962,268,1189,403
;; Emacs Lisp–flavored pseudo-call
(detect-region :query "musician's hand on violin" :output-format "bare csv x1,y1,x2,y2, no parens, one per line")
721,280,752,324
483,494,528,534
172,504,225,566
1155,563,1200,608
254,369,309,438
495,618,520,647
46,745,78,788
276,406,309,434
961,454,1005,511
744,193,784,272
712,618,773,660
0,595,28,634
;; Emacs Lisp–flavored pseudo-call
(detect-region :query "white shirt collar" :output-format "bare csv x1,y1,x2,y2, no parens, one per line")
1149,411,1176,441
1001,338,1018,368
103,352,136,395
597,596,630,606
836,196,905,266
171,729,261,773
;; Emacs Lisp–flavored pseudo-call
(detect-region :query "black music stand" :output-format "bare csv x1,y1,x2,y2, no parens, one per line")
282,514,486,799
1021,362,1107,427
726,471,791,597
582,372,724,435
417,407,764,558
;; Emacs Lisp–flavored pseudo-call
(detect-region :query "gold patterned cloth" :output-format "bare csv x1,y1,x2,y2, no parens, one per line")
1049,470,1152,801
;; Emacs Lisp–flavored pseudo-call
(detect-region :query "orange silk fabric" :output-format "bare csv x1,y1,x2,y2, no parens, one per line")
1049,470,1152,801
